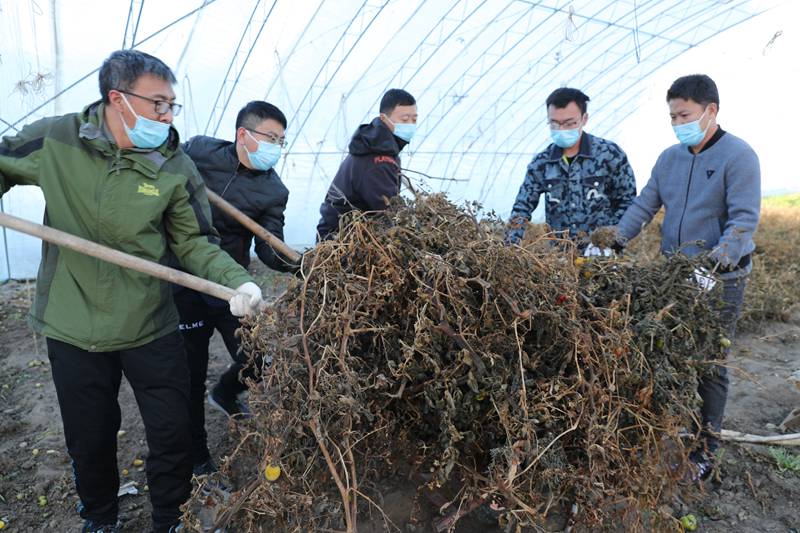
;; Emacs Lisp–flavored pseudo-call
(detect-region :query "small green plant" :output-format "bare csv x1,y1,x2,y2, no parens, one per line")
768,447,800,473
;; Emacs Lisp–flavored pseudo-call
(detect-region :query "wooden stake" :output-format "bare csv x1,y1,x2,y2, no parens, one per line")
721,429,800,446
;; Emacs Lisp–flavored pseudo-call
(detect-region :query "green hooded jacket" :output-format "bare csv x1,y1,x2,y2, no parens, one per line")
0,101,253,351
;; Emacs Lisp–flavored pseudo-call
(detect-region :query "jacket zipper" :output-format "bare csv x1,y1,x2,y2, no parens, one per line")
219,166,239,199
676,155,696,246
219,166,244,260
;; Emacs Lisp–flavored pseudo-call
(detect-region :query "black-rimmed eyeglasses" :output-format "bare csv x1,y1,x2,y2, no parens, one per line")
117,90,183,117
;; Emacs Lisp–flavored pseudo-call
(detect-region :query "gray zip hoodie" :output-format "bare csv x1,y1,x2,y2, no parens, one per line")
616,129,760,279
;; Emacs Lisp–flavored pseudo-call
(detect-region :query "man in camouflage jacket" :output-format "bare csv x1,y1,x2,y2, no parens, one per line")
506,88,636,244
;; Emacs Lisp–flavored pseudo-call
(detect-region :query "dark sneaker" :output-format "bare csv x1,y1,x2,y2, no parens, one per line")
149,522,183,533
82,520,121,533
192,458,218,476
192,457,229,493
208,385,251,419
473,496,506,525
690,449,715,482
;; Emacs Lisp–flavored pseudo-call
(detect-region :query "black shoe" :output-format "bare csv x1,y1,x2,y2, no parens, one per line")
192,457,218,476
193,457,230,492
148,522,183,533
690,449,715,482
82,520,121,533
208,385,251,419
473,496,506,525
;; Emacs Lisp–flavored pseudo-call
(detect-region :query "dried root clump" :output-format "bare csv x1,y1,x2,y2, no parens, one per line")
589,225,621,249
189,194,725,532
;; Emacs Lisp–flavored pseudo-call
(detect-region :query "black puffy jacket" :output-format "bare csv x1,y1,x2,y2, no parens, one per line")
316,118,406,240
182,135,292,272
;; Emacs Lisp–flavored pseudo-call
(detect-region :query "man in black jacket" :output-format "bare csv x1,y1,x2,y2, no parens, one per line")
177,101,295,474
316,88,417,240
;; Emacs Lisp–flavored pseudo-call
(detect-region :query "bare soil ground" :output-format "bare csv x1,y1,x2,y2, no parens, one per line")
1,274,798,532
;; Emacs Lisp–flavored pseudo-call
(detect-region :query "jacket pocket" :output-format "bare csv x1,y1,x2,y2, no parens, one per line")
581,176,609,203
702,217,722,248
544,178,564,206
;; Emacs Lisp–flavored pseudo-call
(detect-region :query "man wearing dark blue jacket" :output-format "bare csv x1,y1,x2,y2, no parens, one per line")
614,74,760,480
316,89,417,240
176,101,296,475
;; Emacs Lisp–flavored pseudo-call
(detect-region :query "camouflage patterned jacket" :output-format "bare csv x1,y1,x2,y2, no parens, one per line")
506,132,636,242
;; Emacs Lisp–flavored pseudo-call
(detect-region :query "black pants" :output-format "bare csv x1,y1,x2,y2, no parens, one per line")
174,289,253,466
698,275,747,452
47,332,191,532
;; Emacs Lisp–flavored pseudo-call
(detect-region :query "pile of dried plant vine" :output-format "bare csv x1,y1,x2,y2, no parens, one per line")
186,193,726,532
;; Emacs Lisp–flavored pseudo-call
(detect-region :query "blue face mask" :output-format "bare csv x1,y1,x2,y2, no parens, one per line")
120,94,171,149
673,109,710,146
550,127,581,149
385,115,416,143
245,130,281,171
393,123,416,143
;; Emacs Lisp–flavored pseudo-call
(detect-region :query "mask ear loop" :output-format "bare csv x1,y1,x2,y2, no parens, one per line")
245,130,263,153
698,108,713,138
117,93,139,130
243,130,260,171
379,114,396,132
119,93,139,119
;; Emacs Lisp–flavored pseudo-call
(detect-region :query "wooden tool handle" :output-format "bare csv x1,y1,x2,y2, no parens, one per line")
0,211,237,301
721,429,800,446
205,189,301,263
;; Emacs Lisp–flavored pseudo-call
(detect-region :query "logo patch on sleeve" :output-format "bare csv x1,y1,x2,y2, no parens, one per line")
137,182,160,196
373,155,397,166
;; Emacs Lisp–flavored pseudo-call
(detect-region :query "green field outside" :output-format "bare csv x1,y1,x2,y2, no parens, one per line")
762,192,800,208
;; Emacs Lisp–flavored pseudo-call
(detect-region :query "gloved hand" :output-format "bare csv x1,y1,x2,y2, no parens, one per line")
229,282,264,317
692,267,717,291
583,244,614,257
588,225,626,254
286,251,305,278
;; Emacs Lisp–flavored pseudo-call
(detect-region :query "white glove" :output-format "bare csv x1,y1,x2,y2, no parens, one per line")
583,244,614,257
229,282,263,317
692,268,717,291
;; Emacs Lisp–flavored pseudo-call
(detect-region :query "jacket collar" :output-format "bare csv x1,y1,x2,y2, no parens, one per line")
544,131,594,162
689,125,726,154
78,100,179,178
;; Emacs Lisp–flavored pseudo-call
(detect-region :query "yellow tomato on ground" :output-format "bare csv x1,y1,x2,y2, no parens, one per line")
265,464,281,482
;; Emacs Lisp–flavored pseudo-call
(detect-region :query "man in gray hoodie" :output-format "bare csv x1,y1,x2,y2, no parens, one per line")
613,74,760,480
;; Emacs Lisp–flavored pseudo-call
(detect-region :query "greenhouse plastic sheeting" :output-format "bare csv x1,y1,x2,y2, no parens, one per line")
0,0,781,280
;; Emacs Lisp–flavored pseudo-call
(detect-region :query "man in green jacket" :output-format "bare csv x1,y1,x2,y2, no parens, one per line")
0,50,263,533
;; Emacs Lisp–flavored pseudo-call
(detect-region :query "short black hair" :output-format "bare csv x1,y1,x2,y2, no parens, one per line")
380,89,416,115
666,74,719,107
235,101,287,131
98,50,176,104
546,87,590,115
